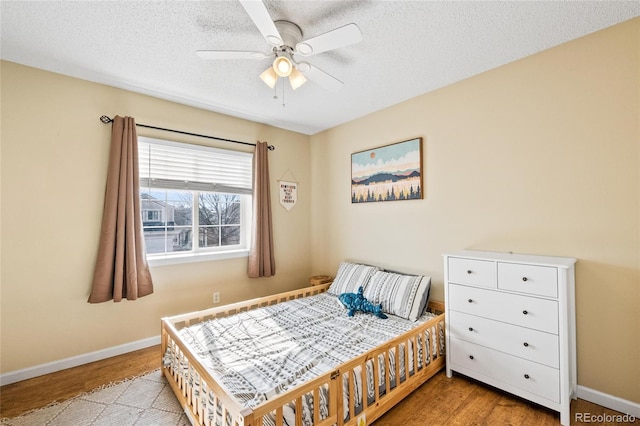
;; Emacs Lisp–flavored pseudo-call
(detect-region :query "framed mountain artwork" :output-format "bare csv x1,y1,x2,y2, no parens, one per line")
351,137,423,203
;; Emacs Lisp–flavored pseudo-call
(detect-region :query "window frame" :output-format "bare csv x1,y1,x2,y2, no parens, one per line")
138,136,253,266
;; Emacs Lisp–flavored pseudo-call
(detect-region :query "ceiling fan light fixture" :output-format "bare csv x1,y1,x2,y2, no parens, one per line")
273,55,293,77
289,68,307,90
259,66,278,88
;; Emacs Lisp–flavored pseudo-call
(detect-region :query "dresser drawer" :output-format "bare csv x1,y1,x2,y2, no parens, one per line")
450,337,560,403
448,257,496,288
498,262,558,298
448,311,559,368
449,284,559,334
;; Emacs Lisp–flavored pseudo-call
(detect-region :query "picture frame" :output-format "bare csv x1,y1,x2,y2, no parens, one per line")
351,137,423,203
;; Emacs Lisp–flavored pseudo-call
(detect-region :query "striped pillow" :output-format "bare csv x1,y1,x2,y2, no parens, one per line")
363,271,431,321
327,262,380,296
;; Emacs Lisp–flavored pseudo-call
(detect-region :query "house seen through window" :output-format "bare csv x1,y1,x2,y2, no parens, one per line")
138,136,253,263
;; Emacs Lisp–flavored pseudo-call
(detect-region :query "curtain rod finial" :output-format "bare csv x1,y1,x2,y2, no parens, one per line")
100,115,113,123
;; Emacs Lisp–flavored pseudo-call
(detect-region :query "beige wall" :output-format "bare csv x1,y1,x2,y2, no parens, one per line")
1,18,638,405
310,19,640,403
0,61,312,373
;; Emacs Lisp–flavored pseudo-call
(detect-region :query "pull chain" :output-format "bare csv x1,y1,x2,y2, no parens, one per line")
271,78,286,108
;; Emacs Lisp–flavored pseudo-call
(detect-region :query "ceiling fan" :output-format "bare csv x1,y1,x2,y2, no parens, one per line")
197,0,363,92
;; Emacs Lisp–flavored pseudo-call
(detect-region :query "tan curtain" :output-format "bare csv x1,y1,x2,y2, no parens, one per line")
88,116,153,303
248,141,276,277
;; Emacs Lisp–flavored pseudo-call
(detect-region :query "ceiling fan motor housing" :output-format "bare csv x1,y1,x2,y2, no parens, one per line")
274,20,303,49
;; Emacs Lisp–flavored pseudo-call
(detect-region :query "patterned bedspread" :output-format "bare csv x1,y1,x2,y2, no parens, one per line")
164,292,439,425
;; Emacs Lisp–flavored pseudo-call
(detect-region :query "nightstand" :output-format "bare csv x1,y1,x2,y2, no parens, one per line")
309,275,333,286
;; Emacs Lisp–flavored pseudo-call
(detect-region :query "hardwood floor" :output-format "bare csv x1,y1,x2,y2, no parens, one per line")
0,345,161,419
1,345,637,425
375,371,639,426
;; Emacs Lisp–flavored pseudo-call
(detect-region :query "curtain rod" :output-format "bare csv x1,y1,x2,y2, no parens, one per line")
99,115,275,151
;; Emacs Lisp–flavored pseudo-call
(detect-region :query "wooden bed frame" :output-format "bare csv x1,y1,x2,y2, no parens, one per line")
161,284,446,426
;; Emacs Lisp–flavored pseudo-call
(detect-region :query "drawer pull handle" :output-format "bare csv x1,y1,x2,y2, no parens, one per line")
467,270,472,274
468,299,473,303
524,374,530,379
523,342,529,347
469,355,474,360
522,310,528,315
468,327,474,332
522,277,528,282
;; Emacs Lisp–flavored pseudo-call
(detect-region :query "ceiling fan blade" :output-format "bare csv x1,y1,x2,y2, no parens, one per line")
295,23,362,56
302,63,343,92
238,0,283,47
197,50,270,60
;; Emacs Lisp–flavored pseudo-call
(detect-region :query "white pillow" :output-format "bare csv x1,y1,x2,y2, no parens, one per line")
327,262,380,296
363,271,431,321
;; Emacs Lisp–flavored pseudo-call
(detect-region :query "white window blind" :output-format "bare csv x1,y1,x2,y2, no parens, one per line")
138,137,253,195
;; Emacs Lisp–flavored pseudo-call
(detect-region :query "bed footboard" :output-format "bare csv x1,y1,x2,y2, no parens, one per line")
334,303,445,425
161,284,445,426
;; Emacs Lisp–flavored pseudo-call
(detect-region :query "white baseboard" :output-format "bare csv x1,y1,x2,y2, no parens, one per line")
0,335,160,386
577,385,640,418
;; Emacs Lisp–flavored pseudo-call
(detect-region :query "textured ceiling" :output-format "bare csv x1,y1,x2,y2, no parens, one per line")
2,1,639,135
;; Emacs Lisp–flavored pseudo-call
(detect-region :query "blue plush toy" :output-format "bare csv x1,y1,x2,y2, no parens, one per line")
338,286,388,319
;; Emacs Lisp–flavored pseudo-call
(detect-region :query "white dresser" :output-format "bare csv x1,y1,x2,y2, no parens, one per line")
443,250,576,425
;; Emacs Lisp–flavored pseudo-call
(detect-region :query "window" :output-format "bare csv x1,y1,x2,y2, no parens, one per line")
138,137,253,264
143,209,161,222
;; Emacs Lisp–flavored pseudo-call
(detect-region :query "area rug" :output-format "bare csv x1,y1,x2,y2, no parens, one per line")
0,369,191,425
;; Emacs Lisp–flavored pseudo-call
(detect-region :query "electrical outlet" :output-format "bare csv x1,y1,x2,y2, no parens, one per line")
213,291,220,304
